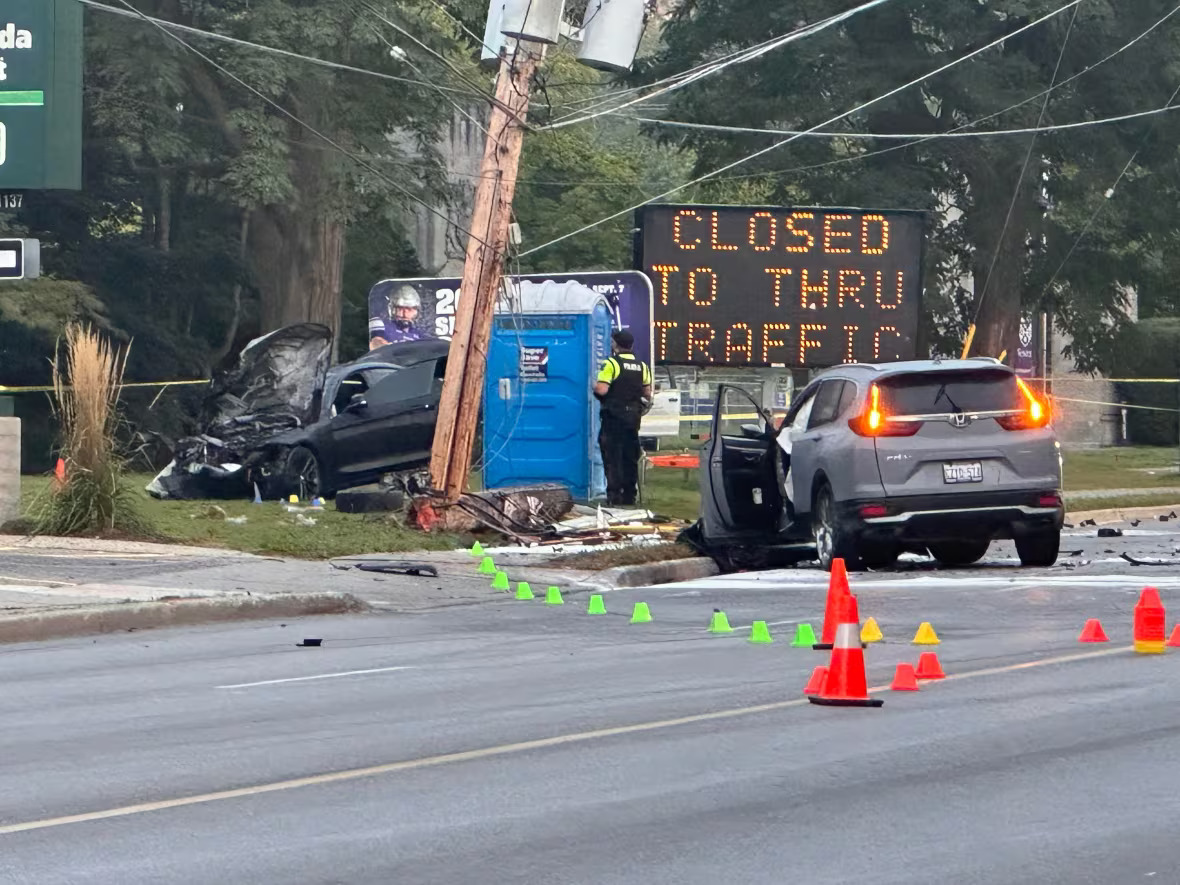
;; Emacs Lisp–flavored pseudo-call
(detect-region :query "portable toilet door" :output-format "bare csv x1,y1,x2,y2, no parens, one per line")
483,281,612,501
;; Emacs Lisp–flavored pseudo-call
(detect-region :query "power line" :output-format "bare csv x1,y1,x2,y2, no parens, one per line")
104,0,493,250
543,0,900,121
540,0,897,131
1041,79,1180,302
520,0,1085,258
582,0,1180,181
973,0,1082,330
632,105,1180,141
357,1,499,106
77,0,486,99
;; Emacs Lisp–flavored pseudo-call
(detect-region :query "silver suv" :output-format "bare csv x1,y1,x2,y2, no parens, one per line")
695,358,1064,572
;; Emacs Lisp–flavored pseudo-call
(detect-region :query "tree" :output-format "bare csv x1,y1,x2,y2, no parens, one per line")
639,0,1180,366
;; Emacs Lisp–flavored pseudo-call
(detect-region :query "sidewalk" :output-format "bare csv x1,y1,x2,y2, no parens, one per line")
0,535,716,644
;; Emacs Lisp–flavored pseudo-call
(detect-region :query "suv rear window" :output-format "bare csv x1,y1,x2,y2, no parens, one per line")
881,370,1023,414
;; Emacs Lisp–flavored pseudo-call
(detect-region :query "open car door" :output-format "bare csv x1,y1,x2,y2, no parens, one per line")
697,385,781,545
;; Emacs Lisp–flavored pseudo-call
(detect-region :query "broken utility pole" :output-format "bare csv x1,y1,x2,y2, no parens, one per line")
429,43,538,502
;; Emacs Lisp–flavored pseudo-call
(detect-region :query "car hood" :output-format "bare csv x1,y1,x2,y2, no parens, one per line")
201,323,332,430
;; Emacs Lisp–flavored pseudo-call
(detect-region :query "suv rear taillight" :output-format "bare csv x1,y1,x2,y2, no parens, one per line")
996,378,1051,431
848,383,921,437
1038,493,1062,508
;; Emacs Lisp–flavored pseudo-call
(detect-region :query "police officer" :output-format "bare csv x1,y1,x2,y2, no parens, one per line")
594,329,652,506
369,285,425,347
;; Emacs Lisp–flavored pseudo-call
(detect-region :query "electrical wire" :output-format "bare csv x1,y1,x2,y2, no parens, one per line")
632,105,1180,141
1040,77,1180,302
520,0,1084,258
104,0,495,251
357,1,500,105
973,1,1081,329
540,0,897,131
76,0,486,98
587,0,1180,182
545,0,896,118
362,18,492,139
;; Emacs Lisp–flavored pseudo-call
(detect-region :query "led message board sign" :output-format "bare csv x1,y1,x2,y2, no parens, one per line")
636,205,924,367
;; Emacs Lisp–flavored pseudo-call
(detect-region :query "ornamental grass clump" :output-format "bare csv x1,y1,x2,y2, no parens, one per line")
30,324,146,536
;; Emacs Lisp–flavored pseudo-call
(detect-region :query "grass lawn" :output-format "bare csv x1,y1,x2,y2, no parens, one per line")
1062,446,1180,491
16,475,462,559
12,446,1180,560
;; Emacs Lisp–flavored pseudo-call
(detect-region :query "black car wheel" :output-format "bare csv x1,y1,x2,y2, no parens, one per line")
927,539,990,568
813,485,861,572
285,446,324,499
1015,528,1060,568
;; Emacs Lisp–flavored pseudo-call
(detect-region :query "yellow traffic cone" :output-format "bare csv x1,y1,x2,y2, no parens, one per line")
913,622,941,645
861,617,883,643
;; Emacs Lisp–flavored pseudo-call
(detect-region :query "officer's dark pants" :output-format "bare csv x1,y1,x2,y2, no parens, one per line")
599,413,640,506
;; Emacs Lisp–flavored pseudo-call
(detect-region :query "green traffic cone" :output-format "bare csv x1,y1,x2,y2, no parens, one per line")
791,623,818,647
477,556,496,575
708,610,733,633
545,586,564,605
491,570,510,591
587,594,607,615
515,581,535,600
630,602,652,624
470,541,485,557
749,620,773,644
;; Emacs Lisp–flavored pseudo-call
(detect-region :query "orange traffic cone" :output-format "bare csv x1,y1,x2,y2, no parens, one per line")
915,651,945,680
890,662,920,691
1078,619,1109,643
53,457,66,488
1168,625,1180,648
814,558,851,650
1134,587,1167,654
809,594,884,708
803,666,828,695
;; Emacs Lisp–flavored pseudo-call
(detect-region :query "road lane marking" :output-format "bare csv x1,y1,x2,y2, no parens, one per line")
0,645,1137,836
217,666,416,689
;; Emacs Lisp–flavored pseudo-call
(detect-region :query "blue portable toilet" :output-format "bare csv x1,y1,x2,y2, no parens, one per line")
483,280,613,501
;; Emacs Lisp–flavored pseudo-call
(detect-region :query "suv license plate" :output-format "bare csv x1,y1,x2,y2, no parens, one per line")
943,462,983,484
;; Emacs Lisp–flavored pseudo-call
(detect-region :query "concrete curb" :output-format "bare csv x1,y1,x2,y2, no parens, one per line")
590,557,720,590
0,593,367,645
1066,503,1180,526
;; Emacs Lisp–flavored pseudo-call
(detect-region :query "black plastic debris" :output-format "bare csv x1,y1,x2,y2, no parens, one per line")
353,561,439,577
1161,515,1172,523
1097,528,1123,538
1131,520,1142,527
297,638,323,647
1079,519,1097,527
1120,553,1180,567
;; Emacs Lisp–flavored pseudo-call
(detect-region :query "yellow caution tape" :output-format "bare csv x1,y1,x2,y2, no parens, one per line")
0,379,208,394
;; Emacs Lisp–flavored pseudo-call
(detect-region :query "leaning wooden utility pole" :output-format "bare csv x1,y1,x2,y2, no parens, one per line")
429,44,538,502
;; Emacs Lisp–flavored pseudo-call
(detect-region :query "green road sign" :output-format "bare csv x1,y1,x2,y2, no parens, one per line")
0,0,82,190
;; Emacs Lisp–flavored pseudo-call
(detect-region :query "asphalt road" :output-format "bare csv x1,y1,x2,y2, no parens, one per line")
4,520,1180,885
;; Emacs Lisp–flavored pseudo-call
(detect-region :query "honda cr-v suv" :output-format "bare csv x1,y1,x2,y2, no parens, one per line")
695,358,1064,572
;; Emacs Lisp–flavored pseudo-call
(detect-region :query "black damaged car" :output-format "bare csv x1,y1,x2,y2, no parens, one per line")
148,324,450,500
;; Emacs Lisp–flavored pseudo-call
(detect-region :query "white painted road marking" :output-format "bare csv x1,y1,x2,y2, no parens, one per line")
0,645,1135,836
218,666,415,689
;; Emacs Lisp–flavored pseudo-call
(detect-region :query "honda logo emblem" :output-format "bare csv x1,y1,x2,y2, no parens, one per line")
949,414,970,428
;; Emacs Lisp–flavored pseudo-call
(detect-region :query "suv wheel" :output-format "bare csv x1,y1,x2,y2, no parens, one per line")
813,485,860,571
1015,528,1060,568
927,539,989,568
